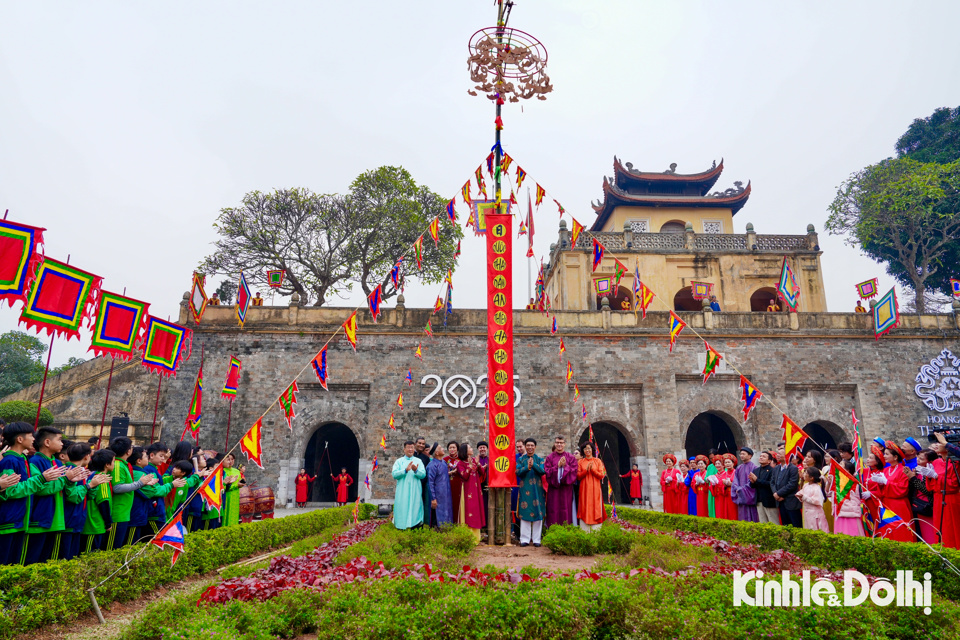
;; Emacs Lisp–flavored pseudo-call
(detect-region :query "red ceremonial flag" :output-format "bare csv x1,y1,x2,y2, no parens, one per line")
198,462,224,510
367,285,383,323
19,258,102,341
429,217,440,247
278,381,299,430
240,418,265,468
535,184,545,206
311,347,328,390
342,311,358,351
183,362,203,442
570,218,584,248
221,356,242,399
781,415,810,460
0,218,44,308
151,511,187,566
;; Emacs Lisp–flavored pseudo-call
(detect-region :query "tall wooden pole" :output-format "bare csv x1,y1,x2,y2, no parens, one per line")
96,357,116,448
223,400,233,452
33,334,55,428
149,375,162,441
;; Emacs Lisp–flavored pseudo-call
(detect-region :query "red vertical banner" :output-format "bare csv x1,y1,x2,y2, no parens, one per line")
485,213,515,488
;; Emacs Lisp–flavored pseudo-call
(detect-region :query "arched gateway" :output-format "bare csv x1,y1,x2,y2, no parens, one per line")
578,421,633,504
684,411,745,457
304,422,360,503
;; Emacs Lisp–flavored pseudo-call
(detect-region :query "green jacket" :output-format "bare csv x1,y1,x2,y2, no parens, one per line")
26,453,67,533
111,459,140,524
82,482,113,535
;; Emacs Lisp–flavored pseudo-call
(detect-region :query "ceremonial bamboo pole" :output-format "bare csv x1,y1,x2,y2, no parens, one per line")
149,375,162,441
33,334,55,428
95,357,116,448
223,400,233,451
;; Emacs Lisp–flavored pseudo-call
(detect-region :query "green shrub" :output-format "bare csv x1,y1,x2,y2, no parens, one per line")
0,505,372,639
613,506,960,600
121,573,960,640
336,522,476,572
0,400,53,426
593,522,634,554
541,524,595,555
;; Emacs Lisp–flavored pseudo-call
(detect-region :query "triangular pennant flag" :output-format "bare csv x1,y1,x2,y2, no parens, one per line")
364,474,371,491
397,392,404,410
570,218,584,248
446,199,457,225
613,259,627,287
388,413,396,430
429,217,440,247
516,166,526,190
424,320,433,337
390,260,403,293
184,362,203,442
311,347,328,390
379,434,387,449
592,239,604,271
559,338,566,358
633,268,654,320
462,181,472,207
510,191,518,205
581,403,587,422
573,384,580,403
371,455,379,472
221,356,242,399
278,381,299,430
535,184,545,206
367,284,383,323
551,317,558,335
404,369,413,386
739,375,762,422
414,236,424,270
777,257,800,312
236,272,252,328
415,343,423,360
434,295,444,314
518,217,527,236
485,152,495,176
566,361,573,384
781,415,809,460
668,312,686,352
475,167,488,198
554,199,565,218
150,511,187,566
455,240,461,260
240,419,265,469
702,343,722,384
198,462,224,511
501,153,513,174
343,311,358,351
829,458,858,512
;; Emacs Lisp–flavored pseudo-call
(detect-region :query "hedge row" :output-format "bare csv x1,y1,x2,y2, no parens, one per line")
0,504,376,638
613,506,960,601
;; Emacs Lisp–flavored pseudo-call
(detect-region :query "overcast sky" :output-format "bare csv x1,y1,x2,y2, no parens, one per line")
2,1,959,366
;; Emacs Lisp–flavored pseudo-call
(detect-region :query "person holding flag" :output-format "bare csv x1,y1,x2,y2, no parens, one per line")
830,460,865,537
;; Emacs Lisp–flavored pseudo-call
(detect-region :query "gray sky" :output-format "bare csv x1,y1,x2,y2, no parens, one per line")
2,1,959,366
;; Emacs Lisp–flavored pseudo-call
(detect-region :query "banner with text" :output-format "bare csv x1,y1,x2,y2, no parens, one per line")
485,212,516,488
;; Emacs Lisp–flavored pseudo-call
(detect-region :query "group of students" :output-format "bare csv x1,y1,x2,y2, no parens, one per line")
390,435,614,547
0,421,246,566
658,433,960,548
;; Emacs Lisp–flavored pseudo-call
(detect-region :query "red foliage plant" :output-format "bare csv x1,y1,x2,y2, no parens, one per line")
198,517,879,605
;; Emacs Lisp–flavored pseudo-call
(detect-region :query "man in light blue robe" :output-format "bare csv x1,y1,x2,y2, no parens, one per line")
426,442,452,526
392,441,426,530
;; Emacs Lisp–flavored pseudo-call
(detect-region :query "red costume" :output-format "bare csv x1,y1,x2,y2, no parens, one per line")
694,469,710,517
331,472,353,504
456,459,486,529
660,455,683,514
620,469,643,501
710,467,736,520
295,473,315,503
876,462,914,542
930,456,960,549
675,468,690,514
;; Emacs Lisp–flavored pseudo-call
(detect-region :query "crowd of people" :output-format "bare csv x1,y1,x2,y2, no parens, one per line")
659,435,960,548
391,435,614,546
0,422,245,566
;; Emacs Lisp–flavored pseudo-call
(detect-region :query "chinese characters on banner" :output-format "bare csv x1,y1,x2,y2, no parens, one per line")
485,212,516,488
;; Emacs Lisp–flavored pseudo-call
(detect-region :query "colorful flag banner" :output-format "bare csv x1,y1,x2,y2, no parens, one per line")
89,291,150,361
777,258,800,312
554,199,565,218
581,403,587,422
390,261,403,292
388,413,395,430
951,278,960,299
372,455,379,472
855,278,879,299
702,343,722,384
367,285,383,323
570,218,584,248
397,391,404,410
739,375,762,422
221,356,242,399
475,167,487,198
141,317,192,377
876,506,906,535
852,409,864,479
535,184,545,206
566,361,573,384
267,269,285,288
278,381,299,430
613,260,627,287
19,258,102,340
595,278,612,296
668,312,686,352
151,511,187,566
189,272,208,324
551,317,558,335
184,362,203,442
379,434,387,449
559,338,566,357
428,217,440,246
485,213,516,489
236,272,252,328
415,343,422,360
404,369,412,385
446,199,457,225
633,266,654,320
592,239,604,272
434,295,444,314
829,458,858,512
0,218,44,308
781,415,809,460
873,287,899,339
414,235,424,270
364,474,371,491
572,384,580,403
240,418,265,468
516,166,526,190
462,181,472,207
501,153,513,174
311,348,328,390
198,462,224,511
343,311,357,351
691,281,713,300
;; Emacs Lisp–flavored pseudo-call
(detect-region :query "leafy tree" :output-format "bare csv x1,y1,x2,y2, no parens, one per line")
896,106,960,164
215,279,237,305
51,357,86,377
200,167,462,306
827,158,960,312
0,331,46,398
0,400,54,426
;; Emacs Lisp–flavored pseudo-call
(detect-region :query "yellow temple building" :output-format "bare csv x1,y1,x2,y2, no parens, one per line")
543,158,828,313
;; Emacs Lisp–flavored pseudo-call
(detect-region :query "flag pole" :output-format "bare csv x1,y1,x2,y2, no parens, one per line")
224,400,233,452
33,334,55,428
96,357,116,448
527,188,532,305
150,375,162,441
